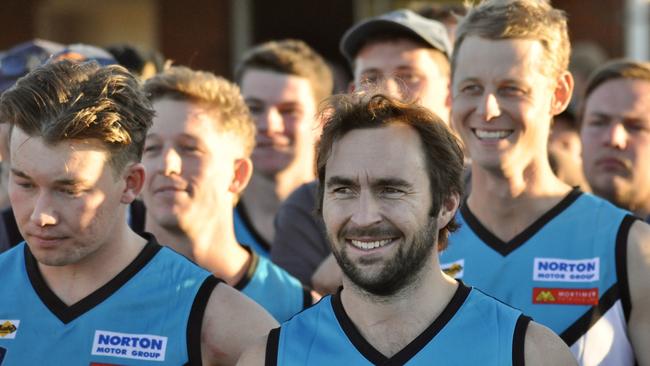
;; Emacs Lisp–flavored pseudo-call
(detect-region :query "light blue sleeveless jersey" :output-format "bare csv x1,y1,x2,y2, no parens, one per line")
0,236,219,365
234,203,270,257
268,283,529,366
440,190,637,365
235,249,309,322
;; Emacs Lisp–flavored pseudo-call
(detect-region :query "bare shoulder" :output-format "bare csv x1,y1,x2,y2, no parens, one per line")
524,322,577,366
236,334,269,366
626,220,650,364
201,282,278,366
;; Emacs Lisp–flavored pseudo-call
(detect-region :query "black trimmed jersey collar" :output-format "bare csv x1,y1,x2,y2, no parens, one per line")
25,232,162,324
460,187,582,256
234,245,259,291
331,281,471,365
235,202,271,253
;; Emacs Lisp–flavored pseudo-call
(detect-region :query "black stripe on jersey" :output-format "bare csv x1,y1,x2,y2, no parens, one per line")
616,214,636,321
461,188,582,256
234,247,259,291
186,275,221,366
25,233,161,324
265,327,281,366
302,288,312,309
559,283,618,346
332,281,471,365
512,315,531,366
236,202,271,253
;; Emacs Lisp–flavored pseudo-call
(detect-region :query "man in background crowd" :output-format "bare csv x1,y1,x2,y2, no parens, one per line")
234,39,333,256
141,66,312,322
581,59,650,222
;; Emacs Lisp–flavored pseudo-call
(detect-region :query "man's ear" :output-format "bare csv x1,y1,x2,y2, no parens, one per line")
551,71,574,116
229,158,253,195
120,163,145,204
436,193,460,229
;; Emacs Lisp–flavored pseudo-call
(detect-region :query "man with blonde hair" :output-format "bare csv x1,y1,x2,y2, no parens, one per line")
440,0,650,364
141,66,312,322
0,60,276,365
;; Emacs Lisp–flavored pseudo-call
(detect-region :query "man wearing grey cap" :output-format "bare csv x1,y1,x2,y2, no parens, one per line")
341,8,452,124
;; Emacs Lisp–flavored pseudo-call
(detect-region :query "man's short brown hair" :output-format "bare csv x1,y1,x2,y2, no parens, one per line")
234,39,333,105
0,60,154,174
453,0,570,80
579,59,650,126
145,66,255,156
316,93,464,250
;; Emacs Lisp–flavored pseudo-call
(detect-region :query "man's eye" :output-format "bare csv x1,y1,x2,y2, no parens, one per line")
360,74,379,86
500,85,526,96
60,188,81,197
395,72,421,84
16,182,34,189
381,188,405,198
246,104,264,115
143,145,161,154
460,84,482,94
332,187,354,198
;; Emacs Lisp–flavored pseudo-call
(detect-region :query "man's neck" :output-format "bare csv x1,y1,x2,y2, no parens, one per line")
39,223,146,306
145,216,251,286
467,160,572,242
340,264,457,358
241,166,314,244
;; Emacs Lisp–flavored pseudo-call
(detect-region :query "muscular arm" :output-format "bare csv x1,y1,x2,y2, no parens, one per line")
201,283,278,366
627,221,650,365
236,335,268,366
524,322,577,366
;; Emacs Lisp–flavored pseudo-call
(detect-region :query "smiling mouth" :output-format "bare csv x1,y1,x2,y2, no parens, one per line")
348,238,394,250
472,129,513,140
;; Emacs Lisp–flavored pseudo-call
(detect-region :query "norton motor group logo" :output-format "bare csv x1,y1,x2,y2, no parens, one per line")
533,257,599,282
91,330,168,362
0,321,19,339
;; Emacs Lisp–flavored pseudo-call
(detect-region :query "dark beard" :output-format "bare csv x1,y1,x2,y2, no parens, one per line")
330,219,437,297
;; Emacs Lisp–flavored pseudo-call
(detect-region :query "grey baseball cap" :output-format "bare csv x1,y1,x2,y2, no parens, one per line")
340,9,451,65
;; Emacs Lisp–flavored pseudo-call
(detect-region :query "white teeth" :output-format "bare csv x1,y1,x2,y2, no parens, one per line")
474,129,512,139
350,239,392,250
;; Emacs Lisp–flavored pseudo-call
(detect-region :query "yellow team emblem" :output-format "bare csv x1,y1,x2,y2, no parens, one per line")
0,321,17,337
443,263,463,277
536,291,556,302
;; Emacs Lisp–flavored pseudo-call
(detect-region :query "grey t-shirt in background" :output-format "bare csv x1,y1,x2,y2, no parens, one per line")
271,181,330,285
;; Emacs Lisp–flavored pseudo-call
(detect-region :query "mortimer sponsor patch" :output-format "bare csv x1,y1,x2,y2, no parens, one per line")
91,330,167,362
0,321,19,339
533,288,599,305
533,257,599,282
441,259,464,279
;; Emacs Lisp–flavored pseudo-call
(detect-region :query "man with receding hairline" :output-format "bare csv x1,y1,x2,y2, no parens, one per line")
440,0,650,364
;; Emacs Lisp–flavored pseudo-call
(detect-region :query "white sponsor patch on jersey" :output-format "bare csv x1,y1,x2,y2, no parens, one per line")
0,320,19,339
441,259,465,279
91,330,167,362
533,257,600,282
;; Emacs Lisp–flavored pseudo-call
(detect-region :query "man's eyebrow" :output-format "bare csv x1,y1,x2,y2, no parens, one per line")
53,178,80,186
10,169,29,179
326,176,356,187
373,178,413,189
